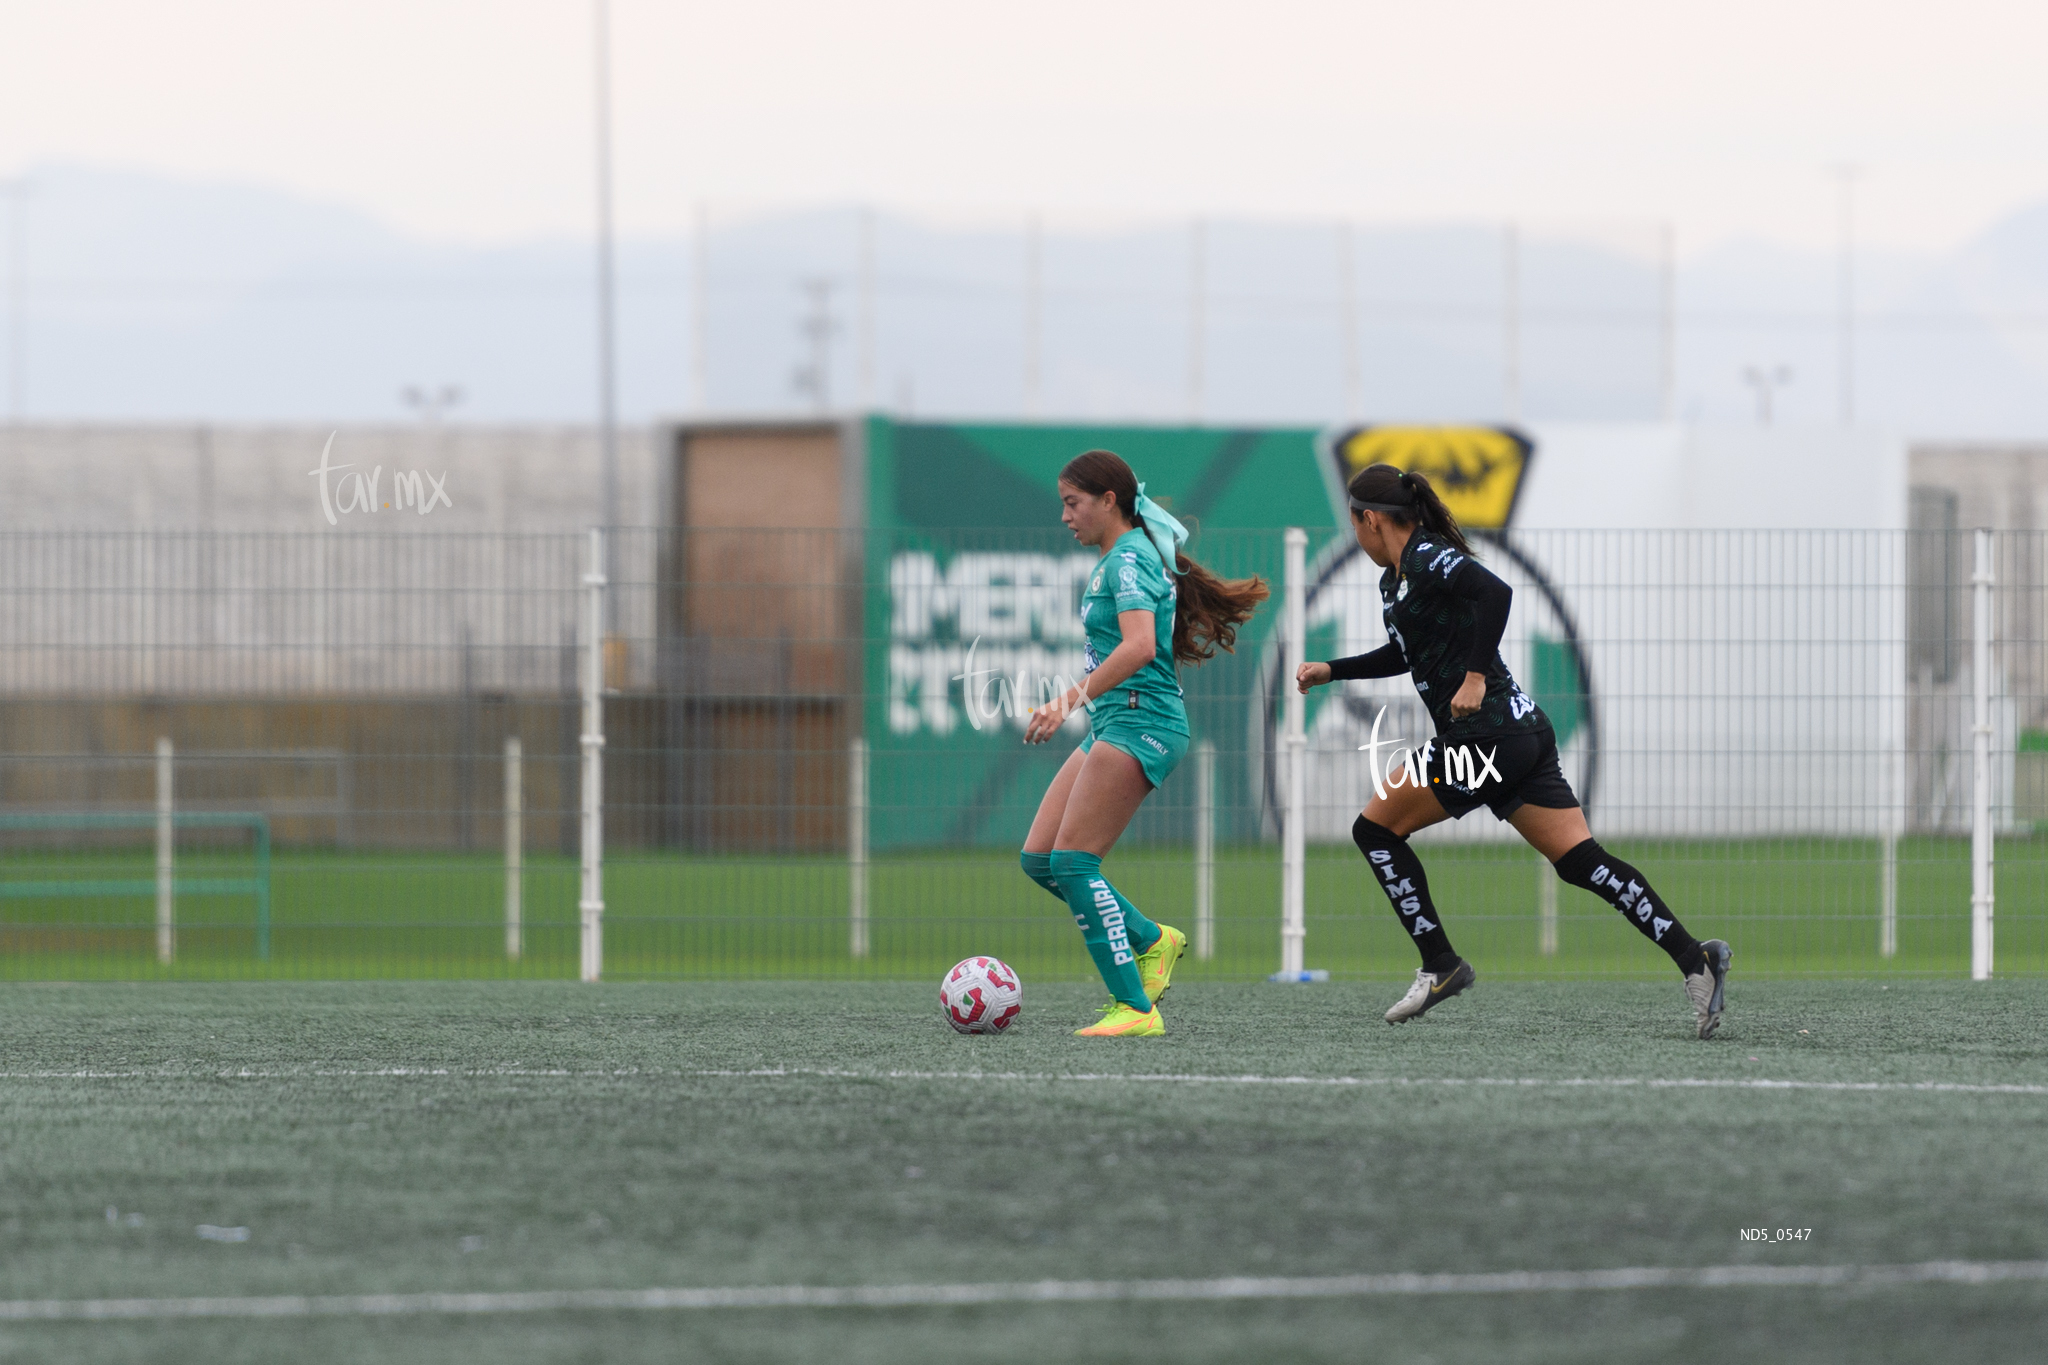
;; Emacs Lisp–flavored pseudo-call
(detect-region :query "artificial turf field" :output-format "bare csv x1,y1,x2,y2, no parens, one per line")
4,836,2045,980
1,979,2044,1363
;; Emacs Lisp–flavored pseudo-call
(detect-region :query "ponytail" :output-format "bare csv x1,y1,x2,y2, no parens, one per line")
1168,552,1270,664
1060,448,1271,666
1345,463,1474,558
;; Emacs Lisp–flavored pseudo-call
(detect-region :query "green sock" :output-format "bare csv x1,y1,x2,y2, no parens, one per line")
1112,884,1162,955
1019,850,1063,900
1048,850,1152,1011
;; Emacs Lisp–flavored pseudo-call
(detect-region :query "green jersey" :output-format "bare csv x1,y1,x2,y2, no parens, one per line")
1079,529,1187,731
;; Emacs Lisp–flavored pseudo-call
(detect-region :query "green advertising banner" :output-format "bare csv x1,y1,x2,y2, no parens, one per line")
861,418,1337,851
857,417,1598,853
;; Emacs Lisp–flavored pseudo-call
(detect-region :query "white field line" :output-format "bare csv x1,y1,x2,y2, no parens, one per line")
2,1261,2045,1321
1,1067,2046,1095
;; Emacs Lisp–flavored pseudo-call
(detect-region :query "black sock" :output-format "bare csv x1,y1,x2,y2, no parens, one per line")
1553,838,1702,971
1352,815,1457,968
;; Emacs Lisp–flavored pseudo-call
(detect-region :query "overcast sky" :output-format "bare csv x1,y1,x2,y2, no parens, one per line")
4,0,2046,253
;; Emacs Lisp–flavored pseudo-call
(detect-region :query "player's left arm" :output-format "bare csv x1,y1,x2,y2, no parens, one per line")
1443,556,1513,718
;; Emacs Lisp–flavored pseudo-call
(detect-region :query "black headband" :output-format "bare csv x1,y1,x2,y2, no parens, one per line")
1349,468,1419,515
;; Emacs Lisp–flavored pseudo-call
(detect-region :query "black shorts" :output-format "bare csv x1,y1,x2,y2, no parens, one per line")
1419,725,1579,822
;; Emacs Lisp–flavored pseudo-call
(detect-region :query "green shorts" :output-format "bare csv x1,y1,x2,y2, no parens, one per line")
1082,711,1190,790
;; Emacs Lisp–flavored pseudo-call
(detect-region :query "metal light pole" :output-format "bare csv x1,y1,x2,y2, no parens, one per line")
2,179,26,425
1187,217,1206,424
856,207,876,410
1659,221,1676,422
1741,365,1793,426
691,201,710,413
792,279,837,412
1833,165,1860,427
400,385,464,424
1502,220,1521,423
592,0,620,624
1024,212,1043,419
1338,220,1361,422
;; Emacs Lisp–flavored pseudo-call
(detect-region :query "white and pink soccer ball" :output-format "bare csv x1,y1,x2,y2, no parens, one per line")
940,957,1023,1034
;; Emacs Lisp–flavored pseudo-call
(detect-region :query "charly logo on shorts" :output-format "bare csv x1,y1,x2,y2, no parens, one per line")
1139,733,1168,755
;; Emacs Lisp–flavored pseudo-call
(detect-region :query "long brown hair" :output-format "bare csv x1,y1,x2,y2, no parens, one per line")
1059,449,1270,665
1345,462,1474,557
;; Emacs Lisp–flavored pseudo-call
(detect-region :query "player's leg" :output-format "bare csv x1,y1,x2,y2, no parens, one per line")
1049,740,1164,1035
1357,777,1475,1023
1020,746,1087,899
1510,801,1731,1039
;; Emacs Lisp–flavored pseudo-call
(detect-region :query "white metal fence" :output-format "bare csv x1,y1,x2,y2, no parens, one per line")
0,527,2038,980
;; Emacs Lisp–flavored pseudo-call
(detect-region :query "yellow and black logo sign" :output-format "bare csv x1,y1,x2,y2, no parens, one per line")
1326,426,1533,530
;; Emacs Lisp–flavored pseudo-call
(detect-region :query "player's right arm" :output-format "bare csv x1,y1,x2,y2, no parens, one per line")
1297,642,1407,693
1024,607,1156,744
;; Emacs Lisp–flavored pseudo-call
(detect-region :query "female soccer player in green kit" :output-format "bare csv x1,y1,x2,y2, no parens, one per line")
1021,451,1269,1036
1297,462,1733,1038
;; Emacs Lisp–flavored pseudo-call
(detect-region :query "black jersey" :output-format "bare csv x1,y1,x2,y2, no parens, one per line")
1380,534,1546,742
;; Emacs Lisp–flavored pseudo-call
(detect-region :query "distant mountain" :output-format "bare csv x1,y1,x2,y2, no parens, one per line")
4,165,2045,437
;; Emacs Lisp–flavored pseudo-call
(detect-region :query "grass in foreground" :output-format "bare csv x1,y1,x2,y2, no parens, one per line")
0,978,2043,1363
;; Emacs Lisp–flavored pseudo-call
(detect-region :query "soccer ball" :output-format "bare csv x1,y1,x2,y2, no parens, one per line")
940,957,1023,1034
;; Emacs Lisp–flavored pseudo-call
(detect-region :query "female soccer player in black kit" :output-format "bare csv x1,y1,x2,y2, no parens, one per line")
1297,463,1732,1038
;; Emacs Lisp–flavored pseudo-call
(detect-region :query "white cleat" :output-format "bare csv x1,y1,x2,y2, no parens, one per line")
1684,940,1732,1039
1384,959,1476,1024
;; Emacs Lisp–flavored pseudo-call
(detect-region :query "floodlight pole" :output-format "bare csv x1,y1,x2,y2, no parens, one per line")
593,0,619,625
1659,221,1676,422
857,208,876,410
691,201,710,413
1187,218,1205,423
1338,220,1361,423
1024,212,1043,418
1503,220,1520,423
1834,165,1859,427
3,179,25,424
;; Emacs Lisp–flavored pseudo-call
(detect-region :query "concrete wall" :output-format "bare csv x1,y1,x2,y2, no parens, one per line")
1910,444,2048,532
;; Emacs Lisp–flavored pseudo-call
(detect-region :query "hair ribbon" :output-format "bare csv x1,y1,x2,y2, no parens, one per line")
1133,482,1188,573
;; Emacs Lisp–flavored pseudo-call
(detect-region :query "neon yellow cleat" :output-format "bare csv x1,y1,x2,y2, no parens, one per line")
1135,924,1189,1003
1074,1002,1165,1037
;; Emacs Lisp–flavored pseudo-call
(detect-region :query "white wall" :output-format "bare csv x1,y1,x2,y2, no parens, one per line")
1514,423,1908,531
